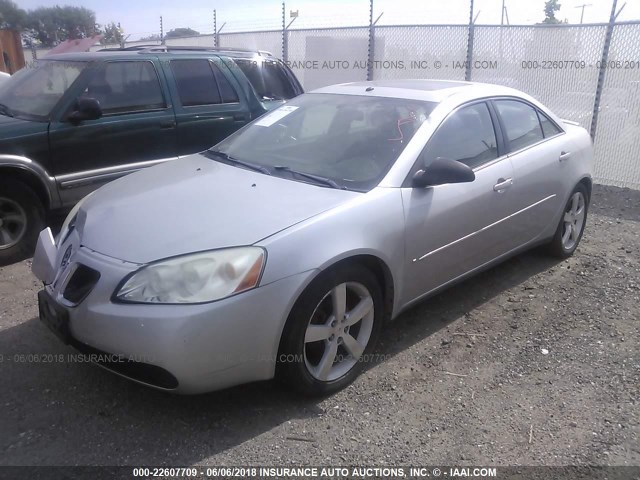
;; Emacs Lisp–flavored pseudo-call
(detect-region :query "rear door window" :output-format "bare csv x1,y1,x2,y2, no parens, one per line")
494,100,544,151
211,63,239,103
171,59,221,106
171,59,240,106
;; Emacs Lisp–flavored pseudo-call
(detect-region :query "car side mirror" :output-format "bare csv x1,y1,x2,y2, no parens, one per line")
412,157,475,188
68,97,102,123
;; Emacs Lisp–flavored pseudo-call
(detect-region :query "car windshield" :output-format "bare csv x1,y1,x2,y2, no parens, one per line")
0,60,86,120
210,93,436,191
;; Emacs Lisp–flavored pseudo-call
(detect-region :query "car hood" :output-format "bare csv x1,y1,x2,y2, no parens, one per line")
79,154,360,263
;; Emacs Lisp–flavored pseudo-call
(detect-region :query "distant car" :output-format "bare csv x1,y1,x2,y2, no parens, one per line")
32,80,593,396
0,47,303,265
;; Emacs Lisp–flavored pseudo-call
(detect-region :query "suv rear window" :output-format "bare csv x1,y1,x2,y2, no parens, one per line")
234,59,297,101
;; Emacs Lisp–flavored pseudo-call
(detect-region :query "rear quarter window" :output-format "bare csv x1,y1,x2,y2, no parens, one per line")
234,59,297,100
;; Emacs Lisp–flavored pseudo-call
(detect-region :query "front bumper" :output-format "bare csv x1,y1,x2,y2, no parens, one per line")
32,227,314,394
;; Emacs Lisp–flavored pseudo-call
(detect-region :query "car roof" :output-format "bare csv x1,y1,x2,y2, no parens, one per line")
43,47,276,63
312,79,524,103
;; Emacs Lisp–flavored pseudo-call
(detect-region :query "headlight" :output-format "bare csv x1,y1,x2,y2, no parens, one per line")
57,192,93,245
114,247,266,304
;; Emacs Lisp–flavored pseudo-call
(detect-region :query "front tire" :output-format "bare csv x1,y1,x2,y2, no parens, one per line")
277,264,383,397
0,179,45,266
546,183,589,259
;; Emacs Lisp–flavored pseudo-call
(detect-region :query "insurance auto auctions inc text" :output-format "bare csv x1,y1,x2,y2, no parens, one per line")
257,466,497,477
284,60,498,70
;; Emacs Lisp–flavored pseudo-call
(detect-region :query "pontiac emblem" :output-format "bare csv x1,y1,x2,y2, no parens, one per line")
60,245,72,269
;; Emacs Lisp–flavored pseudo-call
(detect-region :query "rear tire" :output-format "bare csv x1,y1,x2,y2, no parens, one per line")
0,179,45,266
546,183,589,259
277,264,383,397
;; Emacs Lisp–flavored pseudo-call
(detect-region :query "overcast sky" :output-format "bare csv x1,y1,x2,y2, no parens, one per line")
15,0,640,40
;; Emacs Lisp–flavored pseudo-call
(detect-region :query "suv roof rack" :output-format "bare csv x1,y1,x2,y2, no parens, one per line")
97,45,274,57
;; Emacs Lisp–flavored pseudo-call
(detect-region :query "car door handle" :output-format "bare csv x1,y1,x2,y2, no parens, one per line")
559,151,572,162
493,178,513,192
160,121,176,129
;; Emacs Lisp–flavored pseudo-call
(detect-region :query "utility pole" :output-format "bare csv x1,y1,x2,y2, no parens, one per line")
282,2,286,62
590,0,618,139
160,16,165,45
499,0,505,62
465,0,475,81
213,10,217,47
367,0,374,81
575,3,592,24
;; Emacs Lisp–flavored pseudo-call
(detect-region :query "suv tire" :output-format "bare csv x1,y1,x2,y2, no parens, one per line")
0,179,45,266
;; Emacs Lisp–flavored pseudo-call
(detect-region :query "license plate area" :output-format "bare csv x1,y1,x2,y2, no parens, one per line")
38,290,70,344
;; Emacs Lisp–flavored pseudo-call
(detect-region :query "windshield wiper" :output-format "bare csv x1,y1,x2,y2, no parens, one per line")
207,150,271,175
273,165,342,189
0,103,14,117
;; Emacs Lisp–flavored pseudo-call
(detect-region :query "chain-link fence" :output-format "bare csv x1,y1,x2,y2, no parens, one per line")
592,23,640,188
472,25,607,132
193,23,640,188
373,26,468,81
287,27,370,89
218,30,282,57
27,19,640,189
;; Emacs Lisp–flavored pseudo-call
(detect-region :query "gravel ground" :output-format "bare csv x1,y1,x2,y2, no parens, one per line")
0,184,638,467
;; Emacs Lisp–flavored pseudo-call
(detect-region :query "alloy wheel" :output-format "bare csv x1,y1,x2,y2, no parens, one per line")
561,191,586,251
0,197,28,250
303,281,374,382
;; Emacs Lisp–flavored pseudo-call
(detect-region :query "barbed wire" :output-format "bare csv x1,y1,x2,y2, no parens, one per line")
25,0,637,45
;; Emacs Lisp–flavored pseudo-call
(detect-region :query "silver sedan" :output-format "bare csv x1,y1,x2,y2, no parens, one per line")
32,80,593,395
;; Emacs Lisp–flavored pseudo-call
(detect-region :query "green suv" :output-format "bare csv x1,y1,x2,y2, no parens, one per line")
0,47,303,265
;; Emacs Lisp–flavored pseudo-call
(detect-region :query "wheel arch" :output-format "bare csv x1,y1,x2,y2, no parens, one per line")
285,252,396,325
320,254,395,322
0,156,58,210
578,175,592,201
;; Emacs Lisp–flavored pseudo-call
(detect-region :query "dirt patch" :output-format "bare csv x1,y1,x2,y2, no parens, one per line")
0,184,637,467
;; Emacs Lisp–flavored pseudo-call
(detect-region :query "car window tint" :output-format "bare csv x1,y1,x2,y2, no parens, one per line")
211,63,239,103
234,59,296,100
171,59,221,106
424,102,498,169
537,110,562,138
495,100,544,151
85,61,165,114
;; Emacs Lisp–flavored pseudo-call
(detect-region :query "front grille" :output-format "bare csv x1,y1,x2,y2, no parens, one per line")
70,338,179,390
63,264,100,304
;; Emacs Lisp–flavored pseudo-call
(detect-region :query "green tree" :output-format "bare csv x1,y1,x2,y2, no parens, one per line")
0,0,26,29
27,5,98,47
165,27,199,39
542,0,562,24
101,21,124,46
